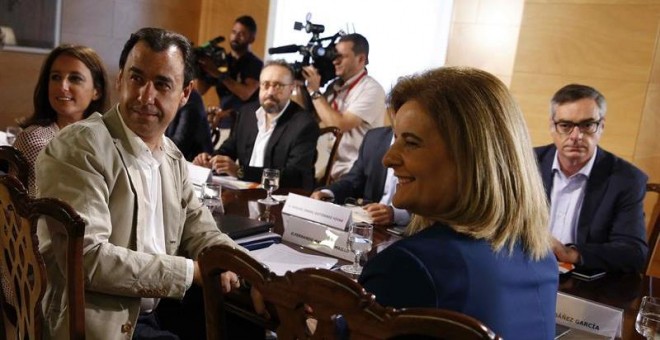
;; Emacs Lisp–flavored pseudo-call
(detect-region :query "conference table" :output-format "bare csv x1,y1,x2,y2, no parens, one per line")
221,187,649,339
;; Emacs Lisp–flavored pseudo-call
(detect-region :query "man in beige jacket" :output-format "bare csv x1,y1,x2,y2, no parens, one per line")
36,27,243,339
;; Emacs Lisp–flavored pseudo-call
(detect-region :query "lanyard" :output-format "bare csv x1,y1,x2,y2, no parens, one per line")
331,70,367,111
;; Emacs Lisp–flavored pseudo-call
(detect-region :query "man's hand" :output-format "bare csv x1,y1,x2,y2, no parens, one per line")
207,106,232,129
302,66,321,93
198,55,222,78
193,152,212,167
551,238,581,264
210,155,239,177
220,271,241,293
363,203,394,225
311,190,333,201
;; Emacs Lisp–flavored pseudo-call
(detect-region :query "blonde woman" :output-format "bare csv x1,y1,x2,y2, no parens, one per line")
358,67,558,340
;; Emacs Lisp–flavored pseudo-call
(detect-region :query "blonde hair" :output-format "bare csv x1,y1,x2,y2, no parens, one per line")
390,67,551,260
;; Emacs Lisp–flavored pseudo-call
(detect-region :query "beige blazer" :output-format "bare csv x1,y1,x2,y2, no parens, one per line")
36,106,239,339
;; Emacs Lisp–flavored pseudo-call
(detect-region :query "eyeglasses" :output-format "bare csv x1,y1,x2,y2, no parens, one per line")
553,119,602,135
259,81,292,91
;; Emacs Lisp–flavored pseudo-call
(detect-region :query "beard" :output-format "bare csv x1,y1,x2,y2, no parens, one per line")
261,97,283,114
230,41,248,53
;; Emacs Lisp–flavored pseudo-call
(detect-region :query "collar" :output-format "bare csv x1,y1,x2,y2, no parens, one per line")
256,100,290,130
336,69,367,90
116,105,166,161
552,148,598,178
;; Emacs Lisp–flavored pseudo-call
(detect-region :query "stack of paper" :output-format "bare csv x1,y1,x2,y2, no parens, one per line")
186,162,212,186
250,243,338,275
236,231,282,251
349,205,373,224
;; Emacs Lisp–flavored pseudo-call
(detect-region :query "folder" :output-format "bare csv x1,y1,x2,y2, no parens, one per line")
214,214,273,239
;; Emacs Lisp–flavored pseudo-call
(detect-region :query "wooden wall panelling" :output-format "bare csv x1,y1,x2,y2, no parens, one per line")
445,0,524,86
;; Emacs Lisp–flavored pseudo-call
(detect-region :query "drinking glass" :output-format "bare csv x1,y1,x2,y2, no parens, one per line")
340,222,373,275
258,168,280,205
636,296,660,339
6,126,21,146
202,182,224,214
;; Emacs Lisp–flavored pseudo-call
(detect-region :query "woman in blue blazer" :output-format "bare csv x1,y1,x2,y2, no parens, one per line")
358,67,559,340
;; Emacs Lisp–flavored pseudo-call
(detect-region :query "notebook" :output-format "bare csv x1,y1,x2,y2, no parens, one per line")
214,214,273,239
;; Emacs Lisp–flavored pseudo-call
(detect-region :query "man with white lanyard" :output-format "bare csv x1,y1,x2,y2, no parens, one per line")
303,33,386,182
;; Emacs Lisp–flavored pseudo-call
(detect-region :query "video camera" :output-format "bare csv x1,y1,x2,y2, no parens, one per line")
194,36,230,76
268,14,342,86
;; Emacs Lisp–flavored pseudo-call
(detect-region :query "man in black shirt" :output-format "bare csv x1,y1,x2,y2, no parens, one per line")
198,15,263,132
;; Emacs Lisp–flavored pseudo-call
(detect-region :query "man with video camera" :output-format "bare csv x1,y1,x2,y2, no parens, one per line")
302,33,386,182
198,15,263,135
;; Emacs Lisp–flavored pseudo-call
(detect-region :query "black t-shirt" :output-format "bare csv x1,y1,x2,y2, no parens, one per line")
215,52,263,129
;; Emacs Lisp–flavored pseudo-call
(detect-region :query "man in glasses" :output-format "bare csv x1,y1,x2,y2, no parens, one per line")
194,59,319,190
535,83,648,273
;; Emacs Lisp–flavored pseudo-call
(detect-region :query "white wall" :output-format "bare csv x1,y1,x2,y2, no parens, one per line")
266,0,453,92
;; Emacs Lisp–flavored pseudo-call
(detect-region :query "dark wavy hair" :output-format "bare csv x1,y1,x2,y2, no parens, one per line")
22,44,109,128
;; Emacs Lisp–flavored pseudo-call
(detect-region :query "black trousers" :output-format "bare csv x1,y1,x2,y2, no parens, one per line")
152,285,266,339
133,312,179,340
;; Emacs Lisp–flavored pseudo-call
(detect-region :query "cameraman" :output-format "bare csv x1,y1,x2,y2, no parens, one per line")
198,15,263,134
302,33,386,182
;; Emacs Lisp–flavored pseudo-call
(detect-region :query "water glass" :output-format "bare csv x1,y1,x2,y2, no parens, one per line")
340,222,373,275
258,168,280,205
202,182,223,214
6,126,21,145
636,296,660,339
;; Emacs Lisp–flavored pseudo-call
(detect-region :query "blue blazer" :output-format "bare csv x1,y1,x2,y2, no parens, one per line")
535,144,648,273
216,100,319,191
326,127,392,204
359,225,559,340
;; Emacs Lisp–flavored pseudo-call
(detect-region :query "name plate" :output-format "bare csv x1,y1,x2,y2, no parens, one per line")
282,193,350,231
281,213,352,261
556,292,622,338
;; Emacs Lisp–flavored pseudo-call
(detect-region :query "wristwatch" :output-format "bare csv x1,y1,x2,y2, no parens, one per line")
309,90,322,100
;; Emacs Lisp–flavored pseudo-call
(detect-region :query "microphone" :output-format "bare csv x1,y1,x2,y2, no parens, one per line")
268,44,301,54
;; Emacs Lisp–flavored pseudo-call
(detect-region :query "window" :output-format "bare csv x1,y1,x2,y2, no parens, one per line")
0,0,61,53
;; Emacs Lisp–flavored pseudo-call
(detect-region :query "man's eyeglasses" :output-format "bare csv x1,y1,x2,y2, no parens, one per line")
553,119,602,135
259,81,292,91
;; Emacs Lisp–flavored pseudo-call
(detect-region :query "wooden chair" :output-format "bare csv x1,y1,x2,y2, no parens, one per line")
317,127,343,187
0,145,29,188
199,244,501,340
0,175,86,339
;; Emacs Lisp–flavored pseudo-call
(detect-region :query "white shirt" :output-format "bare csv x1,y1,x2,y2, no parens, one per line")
249,101,289,167
549,149,598,244
117,109,194,313
326,70,386,180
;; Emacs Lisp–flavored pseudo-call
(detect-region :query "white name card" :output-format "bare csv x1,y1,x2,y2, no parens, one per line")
281,193,351,231
186,161,212,187
281,213,352,261
556,292,623,339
